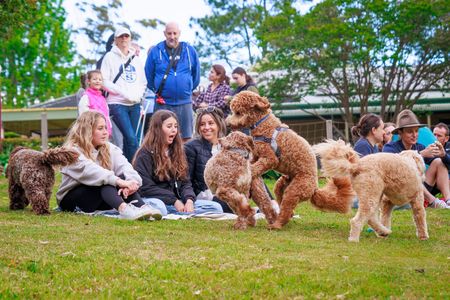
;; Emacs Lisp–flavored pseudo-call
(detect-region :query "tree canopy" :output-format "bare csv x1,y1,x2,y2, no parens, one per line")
0,0,79,108
255,0,449,124
193,0,449,123
76,0,162,66
190,0,273,73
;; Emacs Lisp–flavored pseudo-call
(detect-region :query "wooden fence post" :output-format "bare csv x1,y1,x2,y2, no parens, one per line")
41,112,48,151
326,120,333,140
344,121,349,142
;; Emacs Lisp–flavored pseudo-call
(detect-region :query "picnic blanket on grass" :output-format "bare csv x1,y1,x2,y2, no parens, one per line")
54,207,299,220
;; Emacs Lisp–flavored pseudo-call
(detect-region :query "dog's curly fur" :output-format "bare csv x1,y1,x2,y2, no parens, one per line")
6,146,79,215
226,91,354,229
313,140,428,242
204,131,255,229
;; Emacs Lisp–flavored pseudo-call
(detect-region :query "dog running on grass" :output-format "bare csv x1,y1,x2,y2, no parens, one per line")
313,140,428,242
226,91,355,230
6,146,79,215
204,131,256,229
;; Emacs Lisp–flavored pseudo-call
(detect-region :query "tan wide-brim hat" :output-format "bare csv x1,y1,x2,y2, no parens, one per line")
392,109,427,134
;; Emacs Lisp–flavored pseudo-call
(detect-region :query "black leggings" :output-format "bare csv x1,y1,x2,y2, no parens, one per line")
60,185,145,212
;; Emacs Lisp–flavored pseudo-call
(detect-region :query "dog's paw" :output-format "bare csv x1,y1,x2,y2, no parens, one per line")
233,221,248,230
267,222,283,230
375,227,392,238
348,236,360,242
418,234,429,240
246,216,256,227
9,204,25,210
262,210,278,224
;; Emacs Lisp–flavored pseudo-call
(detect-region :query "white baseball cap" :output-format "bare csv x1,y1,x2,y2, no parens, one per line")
115,26,131,38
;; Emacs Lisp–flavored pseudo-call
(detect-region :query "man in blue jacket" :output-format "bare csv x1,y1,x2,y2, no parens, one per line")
145,22,200,141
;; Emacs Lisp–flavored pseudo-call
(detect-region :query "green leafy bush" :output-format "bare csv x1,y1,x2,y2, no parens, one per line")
2,137,64,151
3,132,21,138
0,137,65,172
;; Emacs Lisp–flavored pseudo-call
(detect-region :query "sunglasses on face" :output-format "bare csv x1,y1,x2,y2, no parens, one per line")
118,34,130,38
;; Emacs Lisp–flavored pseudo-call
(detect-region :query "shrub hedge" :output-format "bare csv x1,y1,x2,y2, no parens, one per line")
0,137,65,170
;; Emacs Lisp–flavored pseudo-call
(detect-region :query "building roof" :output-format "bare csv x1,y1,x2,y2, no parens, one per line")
2,91,449,136
30,94,77,108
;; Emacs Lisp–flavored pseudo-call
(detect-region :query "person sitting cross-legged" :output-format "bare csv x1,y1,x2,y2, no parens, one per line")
133,110,223,216
57,111,162,220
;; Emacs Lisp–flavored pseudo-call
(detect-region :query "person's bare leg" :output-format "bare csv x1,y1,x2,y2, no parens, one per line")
423,187,435,203
434,161,450,199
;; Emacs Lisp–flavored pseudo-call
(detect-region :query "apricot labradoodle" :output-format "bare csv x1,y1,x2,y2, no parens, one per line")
313,140,428,242
226,91,355,230
204,131,255,229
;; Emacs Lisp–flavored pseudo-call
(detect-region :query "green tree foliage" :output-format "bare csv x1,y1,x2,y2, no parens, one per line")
0,0,80,108
191,0,273,72
0,0,38,41
76,0,162,66
256,0,449,124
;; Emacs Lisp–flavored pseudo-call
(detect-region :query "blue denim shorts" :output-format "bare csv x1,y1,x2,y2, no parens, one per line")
154,103,193,139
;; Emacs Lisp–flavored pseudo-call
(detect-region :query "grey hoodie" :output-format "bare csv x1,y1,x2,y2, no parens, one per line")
56,143,142,204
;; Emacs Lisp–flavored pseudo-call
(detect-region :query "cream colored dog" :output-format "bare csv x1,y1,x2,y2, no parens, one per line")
313,140,428,242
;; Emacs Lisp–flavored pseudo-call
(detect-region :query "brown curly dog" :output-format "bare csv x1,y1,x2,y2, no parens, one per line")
6,146,79,215
313,140,428,242
204,131,255,229
226,91,354,229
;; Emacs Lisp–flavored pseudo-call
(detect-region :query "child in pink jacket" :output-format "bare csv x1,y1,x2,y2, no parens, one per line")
78,70,112,136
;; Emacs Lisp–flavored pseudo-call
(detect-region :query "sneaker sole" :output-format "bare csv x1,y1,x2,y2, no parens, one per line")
120,211,152,221
137,212,153,220
150,212,162,220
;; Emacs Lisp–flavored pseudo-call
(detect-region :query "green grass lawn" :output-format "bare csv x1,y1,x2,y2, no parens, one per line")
0,174,448,298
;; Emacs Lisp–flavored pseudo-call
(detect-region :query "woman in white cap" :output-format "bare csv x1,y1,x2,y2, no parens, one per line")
383,109,449,209
100,26,147,162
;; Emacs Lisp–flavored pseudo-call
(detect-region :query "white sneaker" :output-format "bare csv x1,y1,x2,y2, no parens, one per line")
141,204,162,220
428,199,449,209
119,202,153,220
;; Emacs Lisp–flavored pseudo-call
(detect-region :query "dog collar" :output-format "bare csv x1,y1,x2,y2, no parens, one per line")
250,114,270,130
229,147,250,159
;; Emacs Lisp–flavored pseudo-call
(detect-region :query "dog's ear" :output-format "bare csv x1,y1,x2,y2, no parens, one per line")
400,150,426,179
251,95,271,112
219,136,229,149
411,153,426,178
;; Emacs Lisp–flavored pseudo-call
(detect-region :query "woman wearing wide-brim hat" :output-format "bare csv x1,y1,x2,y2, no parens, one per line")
383,109,450,209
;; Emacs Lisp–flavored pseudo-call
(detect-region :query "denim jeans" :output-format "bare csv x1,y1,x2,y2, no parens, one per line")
109,103,140,162
142,198,223,216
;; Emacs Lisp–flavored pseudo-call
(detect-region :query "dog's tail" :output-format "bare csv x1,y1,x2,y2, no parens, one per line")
42,147,79,167
309,139,359,213
310,177,355,213
312,139,360,178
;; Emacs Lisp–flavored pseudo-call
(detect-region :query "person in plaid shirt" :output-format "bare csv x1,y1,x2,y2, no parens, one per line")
193,64,232,116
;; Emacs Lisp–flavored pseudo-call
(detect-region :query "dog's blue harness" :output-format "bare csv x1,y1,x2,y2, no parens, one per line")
250,115,289,158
